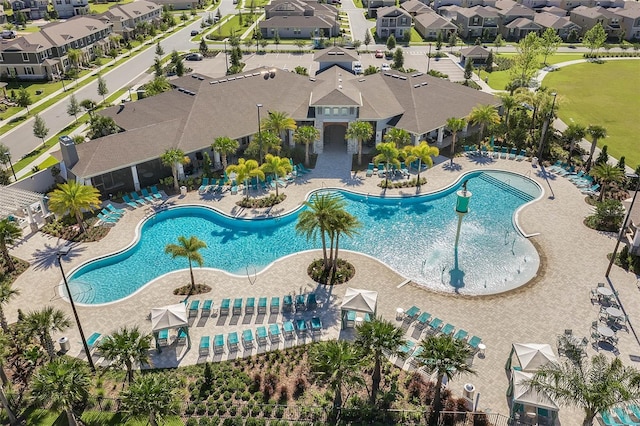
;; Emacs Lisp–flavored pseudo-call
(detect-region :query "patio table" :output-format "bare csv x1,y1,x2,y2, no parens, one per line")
597,287,613,297
597,325,614,338
606,307,623,319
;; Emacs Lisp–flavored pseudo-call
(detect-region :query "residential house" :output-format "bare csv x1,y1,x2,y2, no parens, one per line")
433,0,488,11
314,46,359,73
438,4,462,20
503,17,541,38
52,0,90,19
375,6,412,39
570,5,622,37
494,0,538,38
533,11,581,39
259,0,339,39
98,0,162,40
516,0,623,11
539,6,567,16
11,0,48,20
363,0,395,13
414,11,458,39
147,0,201,10
616,3,640,40
454,5,500,39
459,45,491,63
0,16,112,80
401,0,431,16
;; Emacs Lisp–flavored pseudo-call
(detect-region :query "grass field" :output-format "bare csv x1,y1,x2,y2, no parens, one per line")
544,60,640,168
483,53,584,90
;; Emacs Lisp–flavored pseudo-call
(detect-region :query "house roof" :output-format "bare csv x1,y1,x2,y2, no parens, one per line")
400,0,430,13
310,66,361,106
100,0,160,22
313,46,358,62
414,11,458,30
540,5,566,16
505,17,541,28
457,5,499,18
571,5,618,19
376,5,412,18
496,3,534,17
460,45,491,57
534,12,579,29
259,15,335,29
616,5,640,18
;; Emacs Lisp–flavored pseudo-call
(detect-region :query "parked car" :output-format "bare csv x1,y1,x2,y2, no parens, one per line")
381,63,391,71
352,61,362,74
186,53,203,61
375,49,384,58
190,30,199,36
1,30,17,39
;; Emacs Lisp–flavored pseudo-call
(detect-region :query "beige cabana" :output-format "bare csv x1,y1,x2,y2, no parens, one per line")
340,288,378,329
510,370,559,422
506,343,558,372
151,303,190,350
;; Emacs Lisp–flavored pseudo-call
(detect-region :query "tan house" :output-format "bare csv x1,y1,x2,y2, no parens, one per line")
570,5,622,37
401,0,432,16
259,0,339,38
616,4,640,41
533,11,581,39
98,0,162,39
454,5,500,39
375,6,412,39
148,0,201,10
414,11,458,39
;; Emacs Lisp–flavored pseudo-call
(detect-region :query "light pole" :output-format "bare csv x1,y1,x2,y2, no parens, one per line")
426,43,432,74
256,103,263,160
224,39,229,74
57,247,95,372
536,92,557,162
6,152,17,181
605,174,640,278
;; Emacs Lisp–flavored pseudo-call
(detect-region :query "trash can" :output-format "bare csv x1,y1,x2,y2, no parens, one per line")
180,185,187,196
59,336,70,352
463,383,476,411
531,157,539,167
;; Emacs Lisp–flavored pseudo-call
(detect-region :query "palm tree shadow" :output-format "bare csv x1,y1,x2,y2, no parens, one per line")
442,162,463,172
31,243,85,271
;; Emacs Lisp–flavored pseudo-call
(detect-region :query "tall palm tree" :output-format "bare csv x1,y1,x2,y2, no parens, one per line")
585,125,607,171
226,158,265,200
384,127,411,148
445,117,466,163
329,210,361,270
256,131,283,161
0,331,19,425
590,163,624,201
499,93,517,132
261,154,292,197
308,340,364,410
403,142,439,186
564,123,587,165
354,316,406,404
346,120,374,166
416,334,475,424
23,306,71,360
262,110,297,146
467,104,500,142
31,357,90,426
121,373,179,426
47,181,101,234
160,148,188,193
373,142,401,188
525,354,640,426
211,136,239,170
98,326,152,384
294,125,320,166
0,218,21,274
164,236,207,293
0,282,19,333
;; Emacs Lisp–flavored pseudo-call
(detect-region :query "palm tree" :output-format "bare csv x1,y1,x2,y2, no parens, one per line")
403,142,439,186
564,123,587,165
445,117,466,163
346,120,374,166
121,373,179,426
525,354,640,426
373,142,400,188
98,326,152,384
384,127,411,148
416,334,475,423
211,136,239,170
354,316,406,404
164,236,207,293
590,163,624,201
31,357,90,426
499,93,517,132
308,340,364,410
467,104,500,142
0,218,21,274
262,110,297,146
226,158,265,200
23,306,71,360
261,154,292,197
585,125,607,171
329,210,360,271
0,282,19,333
294,125,320,166
47,181,101,234
0,331,19,425
160,148,188,193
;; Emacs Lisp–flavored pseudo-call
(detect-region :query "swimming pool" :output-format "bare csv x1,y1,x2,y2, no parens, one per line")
67,170,542,304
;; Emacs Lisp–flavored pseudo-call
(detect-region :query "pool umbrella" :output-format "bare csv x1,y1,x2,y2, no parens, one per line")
151,303,190,350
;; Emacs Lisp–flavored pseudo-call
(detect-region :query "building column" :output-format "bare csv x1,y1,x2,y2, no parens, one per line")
213,151,221,169
288,129,295,148
437,127,444,146
412,133,420,145
39,197,49,216
314,125,324,154
26,205,37,232
463,122,469,136
131,164,141,191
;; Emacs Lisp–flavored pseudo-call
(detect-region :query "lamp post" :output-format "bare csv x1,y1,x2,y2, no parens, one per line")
536,92,557,162
57,248,95,372
127,86,133,102
605,174,640,278
256,103,263,160
224,39,229,74
426,43,432,74
6,152,17,182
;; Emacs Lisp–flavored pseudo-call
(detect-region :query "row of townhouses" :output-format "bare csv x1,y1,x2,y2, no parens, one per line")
9,0,197,20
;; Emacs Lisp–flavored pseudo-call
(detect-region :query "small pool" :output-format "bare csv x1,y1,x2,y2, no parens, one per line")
67,170,542,304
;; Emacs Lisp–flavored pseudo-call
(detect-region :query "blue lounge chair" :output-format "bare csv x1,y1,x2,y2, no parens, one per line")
232,298,242,315
311,317,322,333
141,188,156,202
516,149,526,161
130,192,147,205
100,209,120,220
296,319,307,336
106,203,125,215
150,185,163,199
242,329,254,348
87,332,102,350
454,329,469,341
245,297,255,315
295,294,306,311
601,410,624,426
298,163,312,173
270,296,280,313
307,293,317,310
228,332,239,351
199,336,210,355
258,297,267,314
157,329,169,346
628,405,640,421
366,163,374,177
284,320,296,339
429,317,443,332
500,146,508,159
614,407,639,426
220,298,230,316
122,195,138,209
415,312,431,330
256,326,268,345
198,177,210,193
581,183,600,195
269,323,281,342
283,295,293,312
188,300,200,317
468,335,482,350
201,299,212,316
177,329,187,345
492,146,501,159
345,310,356,327
97,213,118,224
441,323,455,336
213,334,224,354
509,147,517,160
399,340,415,358
404,306,420,321
230,181,238,195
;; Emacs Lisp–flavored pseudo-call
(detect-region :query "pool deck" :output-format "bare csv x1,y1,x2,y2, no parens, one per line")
7,153,640,425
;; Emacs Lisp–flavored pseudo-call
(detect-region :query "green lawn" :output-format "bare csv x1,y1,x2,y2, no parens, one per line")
544,60,640,168
89,0,134,14
207,14,258,39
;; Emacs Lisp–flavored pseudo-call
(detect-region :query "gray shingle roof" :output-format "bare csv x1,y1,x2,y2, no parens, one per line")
414,12,458,30
313,46,358,62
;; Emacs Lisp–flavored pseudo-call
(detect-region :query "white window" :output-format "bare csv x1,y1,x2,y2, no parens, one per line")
332,107,339,115
25,67,34,74
324,107,330,115
341,107,348,115
22,52,29,61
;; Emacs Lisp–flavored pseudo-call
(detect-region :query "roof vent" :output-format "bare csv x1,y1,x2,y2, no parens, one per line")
392,74,400,79
236,75,245,79
309,77,316,81
191,75,199,79
358,78,366,82
383,72,392,76
210,81,218,84
414,84,420,88
219,79,227,83
338,78,342,82
336,51,344,55
328,51,336,55
399,76,407,80
228,77,236,81
177,87,185,92
421,81,428,86
253,72,261,76
338,85,343,89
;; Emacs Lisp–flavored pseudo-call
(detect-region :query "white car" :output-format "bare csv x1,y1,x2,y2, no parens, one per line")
352,61,362,74
381,63,391,71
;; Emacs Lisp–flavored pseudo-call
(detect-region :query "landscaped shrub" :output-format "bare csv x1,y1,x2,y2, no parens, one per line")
245,418,266,426
236,193,286,209
427,69,448,79
41,216,109,242
585,199,624,231
199,417,211,426
378,177,427,189
293,376,306,399
186,419,198,426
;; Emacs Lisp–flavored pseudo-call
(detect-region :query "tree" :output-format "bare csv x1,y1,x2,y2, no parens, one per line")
373,142,401,188
330,209,360,271
596,145,609,166
493,34,504,51
16,86,32,113
510,32,541,89
446,117,466,163
211,136,239,170
346,120,373,166
108,48,118,65
568,29,579,44
155,42,164,56
386,34,396,50
261,154,293,196
170,50,185,76
153,57,163,77
23,306,71,360
364,30,372,48
393,47,404,69
121,373,179,426
485,50,493,73
32,114,49,148
294,39,307,52
498,93,517,135
585,125,607,171
0,332,18,425
591,163,624,202
80,99,97,117
274,30,280,50
145,76,171,96
262,110,297,148
416,334,475,423
525,354,640,426
246,131,281,162
384,127,411,148
583,23,607,54
352,39,362,53
31,357,90,426
0,282,20,332
47,181,101,233
67,48,82,79
403,142,439,185
88,115,119,139
435,31,443,50
98,326,153,384
308,340,364,410
467,104,500,141
160,148,188,192
66,94,81,124
226,158,265,199
354,316,406,404
97,75,108,104
463,59,473,81
294,126,320,166
199,38,208,55
563,122,586,164
448,32,458,51
540,28,561,64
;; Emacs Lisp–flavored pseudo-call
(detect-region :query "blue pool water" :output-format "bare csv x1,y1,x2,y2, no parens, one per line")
67,170,542,304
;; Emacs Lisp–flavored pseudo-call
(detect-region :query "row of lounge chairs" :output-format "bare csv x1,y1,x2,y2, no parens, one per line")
464,145,527,161
122,187,163,209
601,405,640,426
198,178,227,194
198,318,323,355
403,305,483,352
96,203,126,225
187,294,319,318
547,161,600,195
365,162,410,178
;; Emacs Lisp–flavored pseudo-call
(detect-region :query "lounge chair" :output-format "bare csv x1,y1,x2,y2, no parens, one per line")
256,326,268,345
516,149,526,161
492,146,501,159
428,317,443,333
188,300,200,317
122,195,138,209
270,296,280,313
601,410,624,426
284,321,296,339
213,334,224,354
345,310,356,328
311,317,322,334
177,329,187,345
228,332,239,352
232,298,242,316
230,181,238,195
97,213,118,224
454,329,469,341
198,177,210,194
101,208,121,219
199,336,210,355
398,340,415,358
628,405,640,421
614,407,640,426
468,335,482,350
87,332,102,351
106,203,126,215
295,319,308,336
219,298,230,316
295,294,306,312
581,183,600,195
500,146,508,159
298,163,312,173
307,293,317,310
242,329,254,348
480,145,488,157
245,297,255,315
415,312,431,330
410,346,424,368
366,163,374,177
441,323,455,336
568,170,585,181
509,147,517,160
150,186,163,199
139,189,154,202
258,297,267,314
269,323,281,342
283,295,293,312
404,306,420,322
201,299,213,317
157,329,169,346
130,192,147,205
